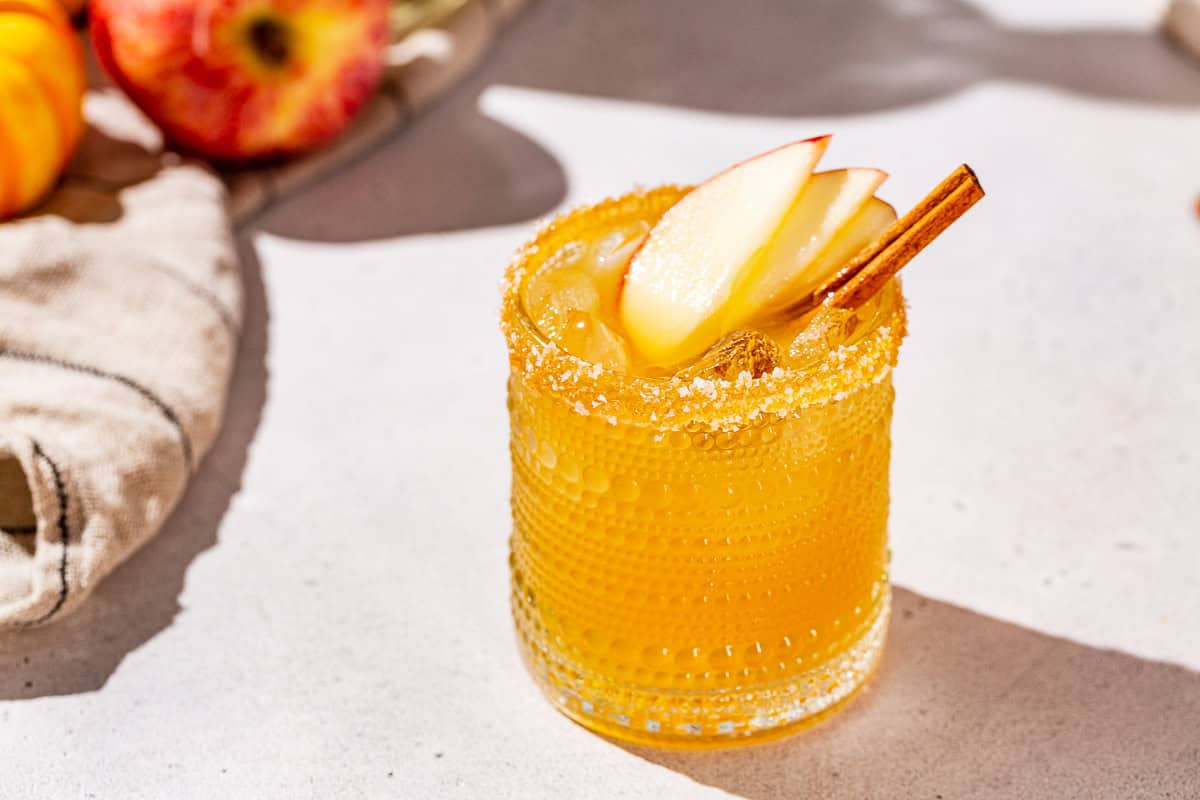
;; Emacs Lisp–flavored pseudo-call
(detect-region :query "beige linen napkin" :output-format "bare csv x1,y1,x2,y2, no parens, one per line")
0,95,238,627
0,0,525,628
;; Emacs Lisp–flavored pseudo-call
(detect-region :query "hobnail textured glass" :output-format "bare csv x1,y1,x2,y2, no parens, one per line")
501,188,906,748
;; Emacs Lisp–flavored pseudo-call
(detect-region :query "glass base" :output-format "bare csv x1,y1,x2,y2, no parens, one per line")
516,593,890,750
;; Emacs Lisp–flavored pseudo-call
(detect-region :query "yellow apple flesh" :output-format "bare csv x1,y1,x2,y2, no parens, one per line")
739,168,888,317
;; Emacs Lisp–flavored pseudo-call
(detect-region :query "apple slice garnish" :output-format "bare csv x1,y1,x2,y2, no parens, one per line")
619,135,830,366
759,196,898,321
736,168,888,318
798,198,898,298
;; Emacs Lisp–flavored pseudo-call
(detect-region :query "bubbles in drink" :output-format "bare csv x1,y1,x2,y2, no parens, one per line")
681,330,781,380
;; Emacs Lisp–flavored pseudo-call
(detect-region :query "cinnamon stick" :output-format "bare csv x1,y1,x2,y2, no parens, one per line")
827,165,984,309
768,164,983,319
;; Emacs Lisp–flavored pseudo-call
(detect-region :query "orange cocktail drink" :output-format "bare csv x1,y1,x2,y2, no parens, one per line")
501,186,907,748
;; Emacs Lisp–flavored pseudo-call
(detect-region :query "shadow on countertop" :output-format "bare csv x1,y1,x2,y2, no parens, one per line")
489,0,1200,117
0,236,269,700
256,0,1200,242
623,587,1200,799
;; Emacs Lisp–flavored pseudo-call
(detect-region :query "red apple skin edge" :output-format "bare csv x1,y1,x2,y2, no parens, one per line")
614,134,833,308
90,0,389,163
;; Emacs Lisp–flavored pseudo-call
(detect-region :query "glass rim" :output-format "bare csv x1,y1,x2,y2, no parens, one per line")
501,187,907,429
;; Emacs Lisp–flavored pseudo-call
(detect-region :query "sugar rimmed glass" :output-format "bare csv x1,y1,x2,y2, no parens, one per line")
501,187,907,748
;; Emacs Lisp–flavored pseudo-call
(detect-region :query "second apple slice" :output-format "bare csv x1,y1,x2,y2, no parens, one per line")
735,168,888,319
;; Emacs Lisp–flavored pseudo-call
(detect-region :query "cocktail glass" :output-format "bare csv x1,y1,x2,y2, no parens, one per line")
501,187,906,748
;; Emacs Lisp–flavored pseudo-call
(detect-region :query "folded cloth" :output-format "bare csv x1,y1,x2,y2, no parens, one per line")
1165,0,1200,59
0,0,526,628
0,96,238,627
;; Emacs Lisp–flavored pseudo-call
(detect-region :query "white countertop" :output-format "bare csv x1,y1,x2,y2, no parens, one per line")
3,1,1199,797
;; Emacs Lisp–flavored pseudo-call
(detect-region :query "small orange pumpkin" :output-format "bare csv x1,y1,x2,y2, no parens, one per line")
0,0,86,220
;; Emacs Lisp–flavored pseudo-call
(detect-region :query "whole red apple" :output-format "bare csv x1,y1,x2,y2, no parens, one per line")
91,0,389,162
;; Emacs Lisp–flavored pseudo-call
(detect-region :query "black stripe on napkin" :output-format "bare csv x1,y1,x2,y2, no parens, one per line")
0,350,194,472
144,259,239,340
20,442,69,626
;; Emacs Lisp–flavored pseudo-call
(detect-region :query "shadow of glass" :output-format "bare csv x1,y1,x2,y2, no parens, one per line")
623,587,1200,799
0,236,269,700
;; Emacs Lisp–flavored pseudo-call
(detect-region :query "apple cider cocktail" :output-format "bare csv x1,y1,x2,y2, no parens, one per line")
501,137,982,748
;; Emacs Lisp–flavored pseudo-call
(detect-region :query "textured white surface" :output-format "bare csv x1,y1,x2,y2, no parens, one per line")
3,1,1199,798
